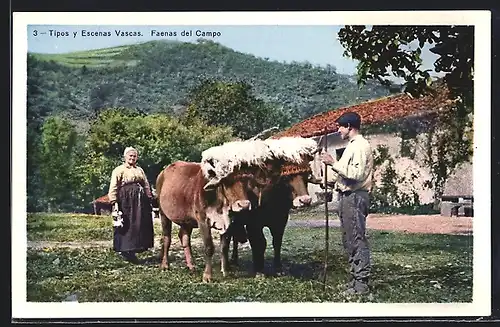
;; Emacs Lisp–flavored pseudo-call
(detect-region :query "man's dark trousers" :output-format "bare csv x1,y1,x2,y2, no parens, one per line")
338,189,371,287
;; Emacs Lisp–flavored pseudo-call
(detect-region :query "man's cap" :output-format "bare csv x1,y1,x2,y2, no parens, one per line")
335,111,361,129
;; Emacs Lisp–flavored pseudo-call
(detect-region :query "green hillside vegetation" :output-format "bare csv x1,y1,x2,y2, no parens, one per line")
28,39,392,122
27,39,395,212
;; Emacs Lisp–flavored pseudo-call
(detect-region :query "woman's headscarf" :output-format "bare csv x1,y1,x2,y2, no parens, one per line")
123,146,138,157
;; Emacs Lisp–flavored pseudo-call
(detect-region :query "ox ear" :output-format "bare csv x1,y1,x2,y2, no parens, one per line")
203,177,221,190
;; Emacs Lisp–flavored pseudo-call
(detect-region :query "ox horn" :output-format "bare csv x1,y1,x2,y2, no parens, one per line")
203,177,220,190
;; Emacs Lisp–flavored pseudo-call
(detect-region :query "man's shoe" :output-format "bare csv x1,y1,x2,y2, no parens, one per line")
344,280,355,290
343,280,369,295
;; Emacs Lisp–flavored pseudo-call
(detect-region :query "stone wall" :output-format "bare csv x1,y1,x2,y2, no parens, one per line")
307,130,473,206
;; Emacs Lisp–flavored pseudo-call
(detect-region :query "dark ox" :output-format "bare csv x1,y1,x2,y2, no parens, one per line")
156,160,270,282
226,156,315,277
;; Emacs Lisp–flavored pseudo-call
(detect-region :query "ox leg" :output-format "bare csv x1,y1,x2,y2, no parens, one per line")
198,219,215,283
220,233,231,277
160,213,172,270
247,224,266,278
230,235,239,265
270,224,286,276
178,225,195,271
229,223,247,266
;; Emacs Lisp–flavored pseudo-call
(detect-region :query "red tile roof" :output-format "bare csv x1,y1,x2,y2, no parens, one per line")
272,85,454,139
93,195,111,204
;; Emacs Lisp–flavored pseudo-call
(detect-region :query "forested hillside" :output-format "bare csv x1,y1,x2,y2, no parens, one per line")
26,39,394,212
28,39,392,125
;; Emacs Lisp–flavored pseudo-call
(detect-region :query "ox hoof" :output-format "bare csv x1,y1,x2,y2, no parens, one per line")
202,273,212,283
275,270,285,277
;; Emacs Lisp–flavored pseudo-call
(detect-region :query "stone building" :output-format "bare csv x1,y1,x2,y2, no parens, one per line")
273,85,473,211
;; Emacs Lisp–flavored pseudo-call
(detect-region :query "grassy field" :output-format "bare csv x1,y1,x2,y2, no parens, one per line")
29,40,181,68
30,45,137,68
26,212,473,303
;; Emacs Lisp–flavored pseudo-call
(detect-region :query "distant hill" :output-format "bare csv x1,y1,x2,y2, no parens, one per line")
27,39,393,131
30,41,182,68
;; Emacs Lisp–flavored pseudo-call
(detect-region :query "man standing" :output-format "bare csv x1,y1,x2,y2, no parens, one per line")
320,111,374,295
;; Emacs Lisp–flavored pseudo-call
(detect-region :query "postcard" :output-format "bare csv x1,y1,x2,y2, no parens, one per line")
12,10,491,320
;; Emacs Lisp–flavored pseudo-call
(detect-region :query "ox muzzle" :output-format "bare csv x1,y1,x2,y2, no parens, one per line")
208,200,252,235
292,195,312,208
230,199,252,212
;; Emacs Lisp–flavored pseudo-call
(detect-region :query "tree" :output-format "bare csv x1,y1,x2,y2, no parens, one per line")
39,116,79,211
27,55,50,211
74,108,234,207
72,147,122,210
89,82,125,118
337,26,473,106
337,26,474,207
135,113,235,183
184,79,294,139
85,107,144,158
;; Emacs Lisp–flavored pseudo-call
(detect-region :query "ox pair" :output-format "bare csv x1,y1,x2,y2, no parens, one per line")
225,137,318,278
156,137,319,282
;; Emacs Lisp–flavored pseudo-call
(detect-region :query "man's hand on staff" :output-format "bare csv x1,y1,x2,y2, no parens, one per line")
320,152,336,166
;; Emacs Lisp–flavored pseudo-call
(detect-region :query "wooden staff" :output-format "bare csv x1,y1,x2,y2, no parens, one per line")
322,126,329,290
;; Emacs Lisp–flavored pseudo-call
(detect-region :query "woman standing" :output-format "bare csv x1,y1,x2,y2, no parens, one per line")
108,147,154,263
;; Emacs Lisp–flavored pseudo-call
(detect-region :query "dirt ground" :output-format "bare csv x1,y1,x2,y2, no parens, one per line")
26,212,473,250
289,204,473,236
364,213,472,235
287,213,473,236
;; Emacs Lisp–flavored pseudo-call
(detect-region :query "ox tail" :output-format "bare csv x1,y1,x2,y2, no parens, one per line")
155,169,165,195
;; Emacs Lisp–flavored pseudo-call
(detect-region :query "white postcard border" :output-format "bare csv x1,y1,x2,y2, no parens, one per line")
12,11,492,319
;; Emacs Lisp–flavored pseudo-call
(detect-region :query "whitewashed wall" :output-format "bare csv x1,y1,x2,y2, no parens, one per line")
306,131,473,206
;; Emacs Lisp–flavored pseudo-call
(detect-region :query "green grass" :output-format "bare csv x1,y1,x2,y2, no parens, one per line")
26,213,473,303
29,40,181,68
28,213,111,242
29,44,138,68
289,205,338,221
27,213,163,242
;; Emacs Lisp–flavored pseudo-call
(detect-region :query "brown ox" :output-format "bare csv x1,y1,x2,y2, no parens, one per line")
156,160,269,283
226,137,318,277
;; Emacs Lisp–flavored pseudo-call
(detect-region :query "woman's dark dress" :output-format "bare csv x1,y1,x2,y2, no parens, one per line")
114,182,154,253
